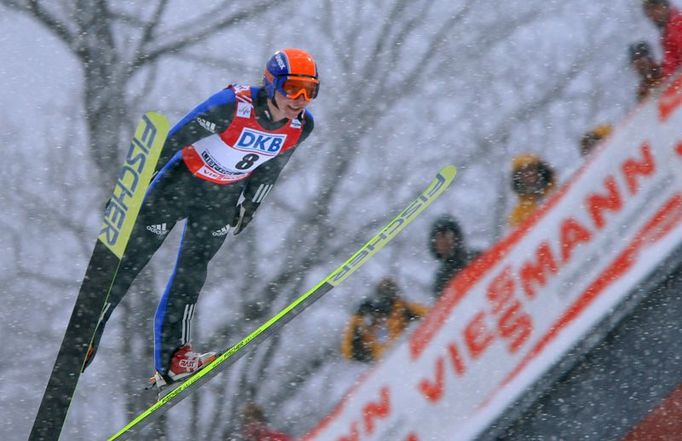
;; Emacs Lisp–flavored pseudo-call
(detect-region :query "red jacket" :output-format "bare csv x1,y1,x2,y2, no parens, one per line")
662,8,682,77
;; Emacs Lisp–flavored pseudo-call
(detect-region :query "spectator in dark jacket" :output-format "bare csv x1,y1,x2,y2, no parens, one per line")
629,41,664,102
429,215,480,298
341,277,428,362
642,0,682,77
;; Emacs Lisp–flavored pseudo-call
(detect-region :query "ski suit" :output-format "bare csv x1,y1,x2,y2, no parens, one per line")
90,84,314,374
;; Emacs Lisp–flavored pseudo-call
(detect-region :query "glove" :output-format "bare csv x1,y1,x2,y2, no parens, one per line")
231,200,259,235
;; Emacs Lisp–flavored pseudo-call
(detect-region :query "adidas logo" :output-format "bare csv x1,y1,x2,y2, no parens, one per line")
146,223,169,237
197,117,216,133
211,226,231,237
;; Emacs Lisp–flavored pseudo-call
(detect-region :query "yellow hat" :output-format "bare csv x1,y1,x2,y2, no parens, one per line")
591,124,613,139
511,153,541,170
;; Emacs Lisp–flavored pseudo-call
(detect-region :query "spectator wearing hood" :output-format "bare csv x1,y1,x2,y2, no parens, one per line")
341,278,428,363
429,215,480,298
507,153,556,228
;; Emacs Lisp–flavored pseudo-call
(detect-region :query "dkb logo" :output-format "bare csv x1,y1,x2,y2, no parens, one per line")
235,128,286,155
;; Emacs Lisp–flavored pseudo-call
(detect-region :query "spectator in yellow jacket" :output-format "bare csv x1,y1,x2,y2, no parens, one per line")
507,153,557,228
341,278,428,363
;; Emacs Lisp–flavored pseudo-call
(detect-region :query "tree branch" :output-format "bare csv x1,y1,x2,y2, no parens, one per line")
0,0,75,48
129,0,285,72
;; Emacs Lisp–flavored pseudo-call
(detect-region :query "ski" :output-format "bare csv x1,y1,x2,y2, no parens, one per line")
30,113,170,441
108,164,457,440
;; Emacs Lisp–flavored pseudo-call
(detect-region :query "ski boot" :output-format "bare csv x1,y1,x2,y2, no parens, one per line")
148,344,217,392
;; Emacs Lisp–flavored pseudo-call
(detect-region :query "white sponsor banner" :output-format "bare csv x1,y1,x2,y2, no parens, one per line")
304,77,682,441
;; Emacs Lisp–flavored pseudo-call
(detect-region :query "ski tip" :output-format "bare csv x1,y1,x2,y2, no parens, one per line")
439,164,457,180
142,111,171,129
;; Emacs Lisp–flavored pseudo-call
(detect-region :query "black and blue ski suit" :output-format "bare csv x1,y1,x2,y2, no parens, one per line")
87,84,314,376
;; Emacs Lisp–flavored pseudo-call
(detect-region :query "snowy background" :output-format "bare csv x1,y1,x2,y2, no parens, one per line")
0,1,670,440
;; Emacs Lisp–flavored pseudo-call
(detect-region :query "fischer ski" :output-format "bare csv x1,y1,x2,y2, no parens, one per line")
30,113,170,441
108,164,457,440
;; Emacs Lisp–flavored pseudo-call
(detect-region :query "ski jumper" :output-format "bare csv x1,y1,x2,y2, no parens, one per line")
90,85,314,374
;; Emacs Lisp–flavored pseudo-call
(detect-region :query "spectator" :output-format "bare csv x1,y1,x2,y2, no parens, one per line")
341,278,428,362
429,215,480,298
240,402,291,441
629,41,664,102
507,153,556,228
642,0,682,77
579,124,613,157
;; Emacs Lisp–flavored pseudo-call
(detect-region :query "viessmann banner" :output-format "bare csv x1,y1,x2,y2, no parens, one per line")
303,78,682,441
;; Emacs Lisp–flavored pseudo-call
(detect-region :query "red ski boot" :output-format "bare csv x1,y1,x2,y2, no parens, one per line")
150,344,217,388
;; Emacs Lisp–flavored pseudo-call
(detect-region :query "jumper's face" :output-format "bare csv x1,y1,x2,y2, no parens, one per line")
272,91,310,120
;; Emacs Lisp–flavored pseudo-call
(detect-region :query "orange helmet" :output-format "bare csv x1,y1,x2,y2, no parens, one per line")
263,48,319,101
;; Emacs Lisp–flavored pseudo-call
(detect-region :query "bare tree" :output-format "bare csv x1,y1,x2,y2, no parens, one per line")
1,0,287,183
0,1,292,440
200,1,646,437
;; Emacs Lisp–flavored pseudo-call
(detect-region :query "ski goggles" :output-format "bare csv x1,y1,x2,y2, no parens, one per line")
276,75,320,101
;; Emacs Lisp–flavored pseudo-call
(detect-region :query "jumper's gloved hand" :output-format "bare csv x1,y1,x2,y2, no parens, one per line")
231,200,259,235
